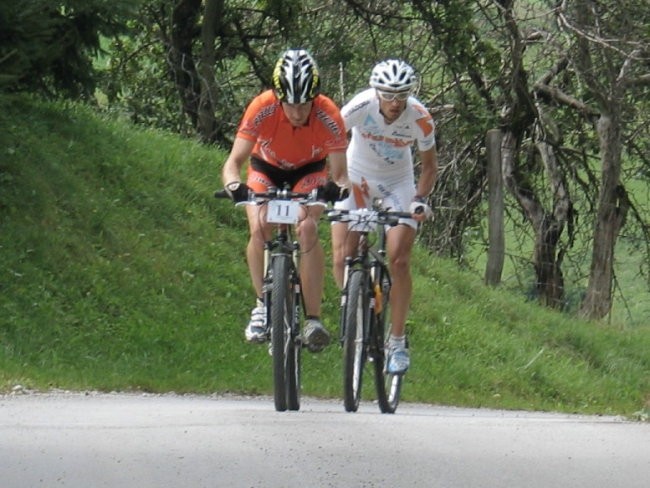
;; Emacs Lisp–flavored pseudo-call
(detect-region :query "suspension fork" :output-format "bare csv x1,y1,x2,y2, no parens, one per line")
262,229,292,314
292,238,304,332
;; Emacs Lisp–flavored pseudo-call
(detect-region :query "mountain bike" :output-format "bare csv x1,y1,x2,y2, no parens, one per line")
327,203,413,414
216,187,324,412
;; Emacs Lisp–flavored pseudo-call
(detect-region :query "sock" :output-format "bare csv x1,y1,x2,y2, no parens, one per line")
388,334,406,349
256,297,264,308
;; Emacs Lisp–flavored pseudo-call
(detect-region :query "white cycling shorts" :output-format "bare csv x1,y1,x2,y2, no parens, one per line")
334,174,417,230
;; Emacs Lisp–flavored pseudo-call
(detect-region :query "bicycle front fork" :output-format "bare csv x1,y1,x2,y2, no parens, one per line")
262,241,303,340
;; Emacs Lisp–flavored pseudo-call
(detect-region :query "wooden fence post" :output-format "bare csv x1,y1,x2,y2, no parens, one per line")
485,129,504,286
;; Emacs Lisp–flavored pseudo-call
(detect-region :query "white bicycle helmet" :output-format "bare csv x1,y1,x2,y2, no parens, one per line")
272,49,320,104
369,59,417,92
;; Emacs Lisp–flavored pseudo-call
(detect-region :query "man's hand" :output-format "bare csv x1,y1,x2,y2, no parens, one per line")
225,182,251,203
317,181,349,204
409,196,433,222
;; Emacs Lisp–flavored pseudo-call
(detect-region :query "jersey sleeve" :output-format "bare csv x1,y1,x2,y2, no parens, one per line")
412,104,436,151
341,91,370,132
315,96,348,153
236,91,275,143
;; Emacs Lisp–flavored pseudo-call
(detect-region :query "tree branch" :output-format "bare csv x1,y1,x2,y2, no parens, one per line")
533,82,598,117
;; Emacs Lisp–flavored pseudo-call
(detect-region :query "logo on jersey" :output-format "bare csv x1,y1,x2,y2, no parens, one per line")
344,100,371,118
315,108,344,138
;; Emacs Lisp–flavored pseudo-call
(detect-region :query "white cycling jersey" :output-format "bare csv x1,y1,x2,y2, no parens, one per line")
342,88,435,184
338,88,436,220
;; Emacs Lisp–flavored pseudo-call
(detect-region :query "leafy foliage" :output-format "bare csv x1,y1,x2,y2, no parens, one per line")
0,0,140,98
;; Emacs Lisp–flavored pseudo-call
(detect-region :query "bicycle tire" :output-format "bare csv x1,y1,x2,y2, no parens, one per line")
342,270,367,412
270,254,298,412
372,266,401,414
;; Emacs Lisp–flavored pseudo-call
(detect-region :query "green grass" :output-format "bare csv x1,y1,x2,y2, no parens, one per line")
1,93,648,420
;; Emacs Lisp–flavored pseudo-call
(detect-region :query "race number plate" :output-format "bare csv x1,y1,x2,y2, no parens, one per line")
267,200,300,224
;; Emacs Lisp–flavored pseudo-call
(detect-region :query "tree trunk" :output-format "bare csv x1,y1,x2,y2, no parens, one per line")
502,132,569,309
579,113,629,319
196,0,223,144
169,0,202,128
534,141,569,309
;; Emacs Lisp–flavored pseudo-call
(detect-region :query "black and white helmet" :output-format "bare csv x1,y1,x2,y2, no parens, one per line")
369,59,417,92
273,49,320,104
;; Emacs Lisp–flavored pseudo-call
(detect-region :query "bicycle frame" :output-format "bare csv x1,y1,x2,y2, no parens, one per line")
262,217,302,329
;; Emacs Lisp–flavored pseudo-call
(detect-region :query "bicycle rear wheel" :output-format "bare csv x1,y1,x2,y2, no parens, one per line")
270,254,301,412
342,270,367,412
372,268,401,414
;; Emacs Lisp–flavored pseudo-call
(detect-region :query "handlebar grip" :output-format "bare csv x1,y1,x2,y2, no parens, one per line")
214,189,229,199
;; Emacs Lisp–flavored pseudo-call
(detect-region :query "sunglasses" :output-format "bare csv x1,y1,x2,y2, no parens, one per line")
376,90,411,102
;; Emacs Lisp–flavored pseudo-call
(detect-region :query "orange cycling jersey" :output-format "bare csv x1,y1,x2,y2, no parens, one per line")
236,90,348,171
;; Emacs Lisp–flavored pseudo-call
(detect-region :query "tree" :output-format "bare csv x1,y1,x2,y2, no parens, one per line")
495,3,574,309
107,0,316,144
408,0,577,308
0,0,140,98
410,0,649,318
554,0,650,319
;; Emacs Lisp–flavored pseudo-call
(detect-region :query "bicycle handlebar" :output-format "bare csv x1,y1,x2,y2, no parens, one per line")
326,208,414,227
214,187,326,207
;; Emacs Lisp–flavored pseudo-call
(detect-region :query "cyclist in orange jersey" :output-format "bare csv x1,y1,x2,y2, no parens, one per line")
222,49,349,352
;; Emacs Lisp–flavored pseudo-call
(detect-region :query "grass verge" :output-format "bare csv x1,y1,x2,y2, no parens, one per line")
1,94,648,419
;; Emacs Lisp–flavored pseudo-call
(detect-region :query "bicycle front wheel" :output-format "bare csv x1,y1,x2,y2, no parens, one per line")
270,254,301,412
372,269,401,414
342,270,367,412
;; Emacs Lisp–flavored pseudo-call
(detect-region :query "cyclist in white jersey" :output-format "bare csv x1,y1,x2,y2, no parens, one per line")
332,59,438,374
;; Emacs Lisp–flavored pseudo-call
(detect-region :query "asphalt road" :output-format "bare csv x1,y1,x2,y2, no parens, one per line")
1,391,648,488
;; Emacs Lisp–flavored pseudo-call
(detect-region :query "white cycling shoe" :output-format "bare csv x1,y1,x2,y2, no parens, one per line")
245,301,267,343
386,346,410,375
